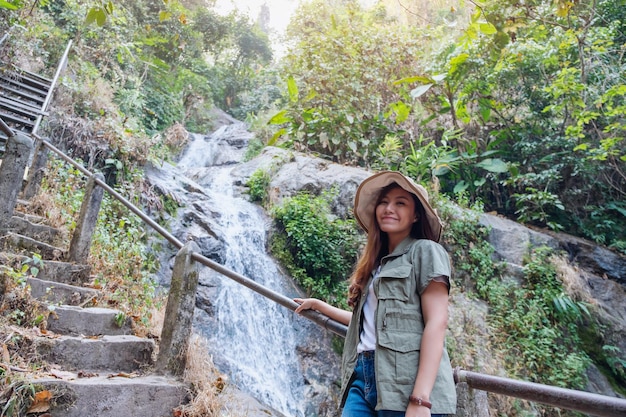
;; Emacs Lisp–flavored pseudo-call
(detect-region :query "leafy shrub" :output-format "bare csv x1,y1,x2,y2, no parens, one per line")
246,168,271,206
270,189,361,307
441,199,592,401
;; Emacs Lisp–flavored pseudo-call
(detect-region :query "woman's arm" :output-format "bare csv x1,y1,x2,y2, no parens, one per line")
293,298,352,326
407,280,450,416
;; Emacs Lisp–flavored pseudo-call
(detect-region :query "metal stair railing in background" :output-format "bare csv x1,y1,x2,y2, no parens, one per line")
0,115,13,138
32,134,626,417
0,36,72,150
31,40,73,135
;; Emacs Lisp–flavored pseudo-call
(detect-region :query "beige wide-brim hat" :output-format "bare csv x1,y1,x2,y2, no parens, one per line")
353,171,443,242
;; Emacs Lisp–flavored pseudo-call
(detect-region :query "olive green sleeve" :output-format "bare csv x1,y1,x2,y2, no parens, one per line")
411,240,452,295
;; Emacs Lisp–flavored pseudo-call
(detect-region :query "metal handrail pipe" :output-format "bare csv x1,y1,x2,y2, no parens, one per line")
0,117,14,137
39,137,184,250
191,251,348,337
454,368,626,417
32,40,73,135
39,136,349,337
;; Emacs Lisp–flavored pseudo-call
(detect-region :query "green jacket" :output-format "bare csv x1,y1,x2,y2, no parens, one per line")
340,237,457,414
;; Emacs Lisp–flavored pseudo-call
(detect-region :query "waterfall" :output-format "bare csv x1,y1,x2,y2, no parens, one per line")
147,125,307,416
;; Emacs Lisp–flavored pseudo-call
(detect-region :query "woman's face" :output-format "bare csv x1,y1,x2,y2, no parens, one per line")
375,186,417,239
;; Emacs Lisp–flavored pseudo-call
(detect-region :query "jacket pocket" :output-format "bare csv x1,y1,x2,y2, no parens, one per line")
378,307,422,352
377,307,422,384
377,265,412,301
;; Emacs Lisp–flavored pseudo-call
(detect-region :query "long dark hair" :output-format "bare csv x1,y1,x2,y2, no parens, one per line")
347,183,432,307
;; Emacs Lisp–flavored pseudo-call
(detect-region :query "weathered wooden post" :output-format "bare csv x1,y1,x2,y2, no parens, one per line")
0,131,33,230
66,173,104,263
22,137,50,200
156,241,200,376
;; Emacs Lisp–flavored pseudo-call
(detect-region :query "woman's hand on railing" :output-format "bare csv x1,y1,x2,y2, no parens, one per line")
294,297,352,326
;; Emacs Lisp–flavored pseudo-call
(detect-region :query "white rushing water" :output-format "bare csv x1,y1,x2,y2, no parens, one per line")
154,128,306,416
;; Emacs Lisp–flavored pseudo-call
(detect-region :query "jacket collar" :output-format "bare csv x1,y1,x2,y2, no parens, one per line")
384,236,417,259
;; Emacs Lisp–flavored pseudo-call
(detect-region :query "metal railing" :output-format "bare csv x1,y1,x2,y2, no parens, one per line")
454,368,626,417
31,40,73,135
38,137,348,337
19,134,626,417
0,117,13,137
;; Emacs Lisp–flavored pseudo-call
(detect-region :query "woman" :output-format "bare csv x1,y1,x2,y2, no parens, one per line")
295,171,456,417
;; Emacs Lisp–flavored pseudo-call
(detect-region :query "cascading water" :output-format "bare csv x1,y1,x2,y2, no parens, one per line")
146,123,309,416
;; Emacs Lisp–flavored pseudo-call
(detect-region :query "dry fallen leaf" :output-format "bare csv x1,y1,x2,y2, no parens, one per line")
26,390,52,413
2,344,10,364
49,369,77,380
107,372,137,378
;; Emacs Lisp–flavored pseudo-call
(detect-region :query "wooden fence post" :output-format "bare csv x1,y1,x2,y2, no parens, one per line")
0,132,33,230
67,173,104,263
156,241,200,377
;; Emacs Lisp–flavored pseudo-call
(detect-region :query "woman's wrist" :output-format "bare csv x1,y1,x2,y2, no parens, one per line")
408,395,432,409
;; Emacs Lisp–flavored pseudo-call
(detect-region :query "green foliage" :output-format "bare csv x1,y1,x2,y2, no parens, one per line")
41,159,160,326
202,15,273,116
270,189,361,307
439,198,499,290
230,69,283,122
513,187,565,231
491,247,590,389
243,136,266,161
91,192,160,325
0,1,23,11
275,1,430,164
603,345,626,383
274,0,625,249
246,168,271,205
440,200,593,396
114,311,127,328
21,254,44,279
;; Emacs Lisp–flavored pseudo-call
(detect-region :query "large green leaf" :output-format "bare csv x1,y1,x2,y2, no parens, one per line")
268,128,286,146
479,22,497,35
85,7,107,26
453,181,469,193
410,84,433,99
0,0,19,10
268,110,290,125
287,76,299,103
475,158,509,173
394,75,432,85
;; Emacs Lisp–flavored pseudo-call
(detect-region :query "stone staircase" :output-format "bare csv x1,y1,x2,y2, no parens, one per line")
0,203,190,416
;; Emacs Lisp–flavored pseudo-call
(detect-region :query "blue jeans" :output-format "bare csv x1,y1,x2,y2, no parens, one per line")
341,352,447,417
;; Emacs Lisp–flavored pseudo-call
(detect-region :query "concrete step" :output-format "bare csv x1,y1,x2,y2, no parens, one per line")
34,374,189,417
46,305,133,337
12,209,45,224
28,277,99,306
32,259,91,285
1,231,66,260
0,252,91,285
36,334,155,372
7,215,62,245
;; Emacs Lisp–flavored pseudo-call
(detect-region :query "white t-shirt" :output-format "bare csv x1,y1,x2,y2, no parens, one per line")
357,265,380,353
